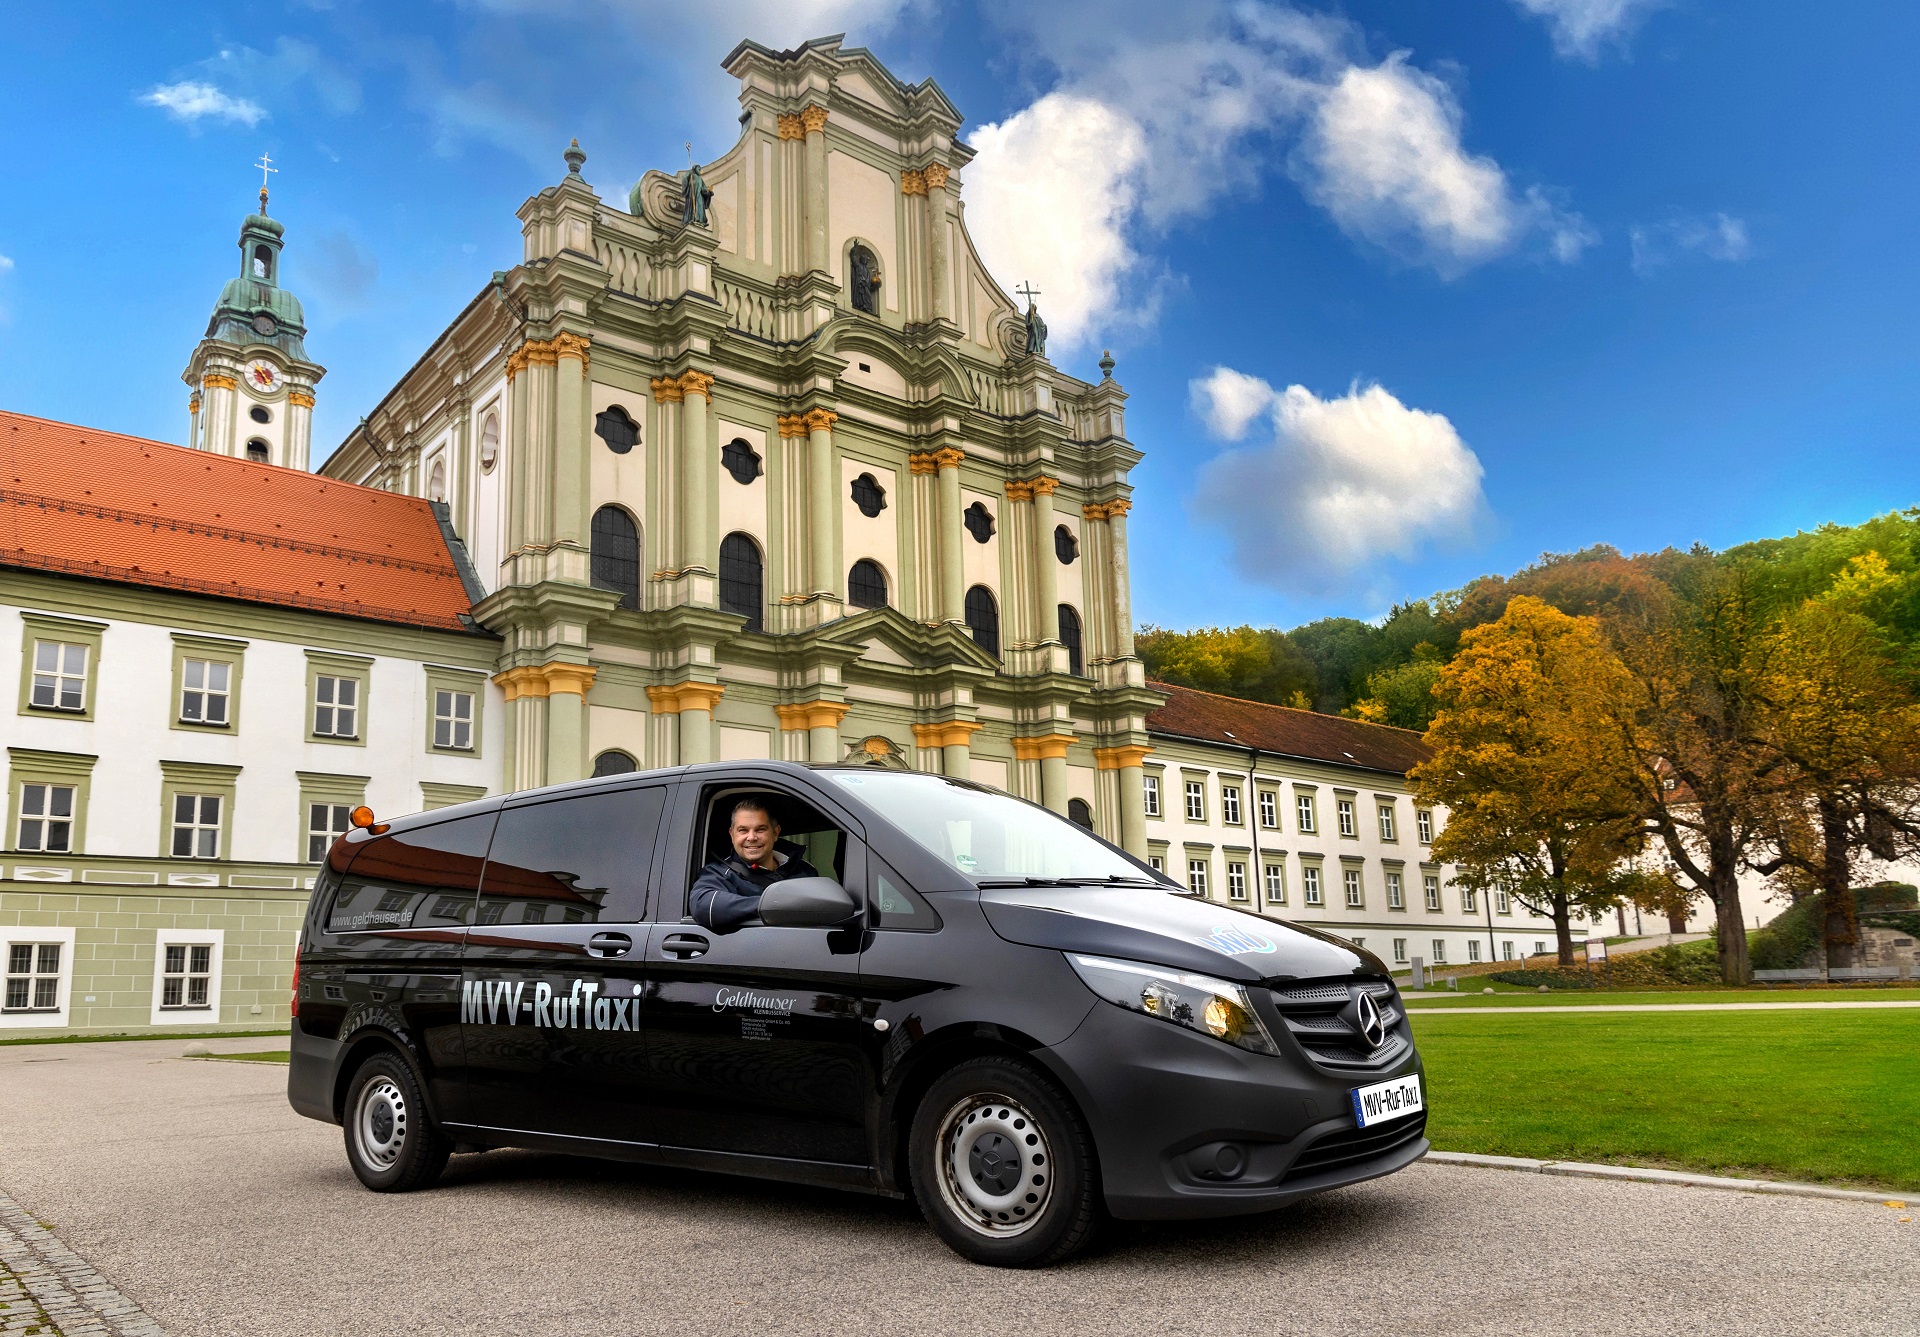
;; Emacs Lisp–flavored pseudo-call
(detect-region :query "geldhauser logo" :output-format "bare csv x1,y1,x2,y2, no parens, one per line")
1203,925,1276,955
460,977,639,1031
713,987,798,1014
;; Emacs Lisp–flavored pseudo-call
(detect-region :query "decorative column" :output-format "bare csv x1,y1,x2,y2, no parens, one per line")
1013,734,1075,814
286,389,316,470
550,334,592,547
681,371,716,585
1080,502,1111,666
201,373,237,457
652,374,686,574
802,105,830,274
1105,497,1135,659
805,408,841,600
924,164,952,323
648,683,725,765
1096,744,1153,858
1029,476,1061,657
935,448,965,622
778,700,852,764
542,662,596,784
1004,479,1034,645
913,721,982,778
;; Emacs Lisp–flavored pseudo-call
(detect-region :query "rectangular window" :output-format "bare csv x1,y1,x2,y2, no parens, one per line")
29,641,88,712
1297,794,1316,833
17,783,75,853
159,943,214,1010
1184,781,1205,822
1143,775,1161,818
179,658,231,725
1302,865,1322,906
1226,861,1247,902
1535,940,1546,956
1148,854,1164,873
1337,798,1356,836
1416,809,1434,843
433,689,475,750
1393,937,1408,963
1468,940,1483,963
1386,870,1404,909
1378,804,1396,841
1502,940,1516,961
1424,875,1442,912
1264,862,1286,904
1221,786,1241,825
314,674,360,738
307,803,353,862
1495,889,1512,915
1258,791,1277,829
1344,868,1364,908
1432,939,1447,964
1187,859,1209,896
1461,886,1478,914
170,794,222,859
3,943,62,1012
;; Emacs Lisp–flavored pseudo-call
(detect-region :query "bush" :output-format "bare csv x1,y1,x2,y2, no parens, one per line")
1487,969,1596,990
1859,882,1919,913
1749,896,1824,971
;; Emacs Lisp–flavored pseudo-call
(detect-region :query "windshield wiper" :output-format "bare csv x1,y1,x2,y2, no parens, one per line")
976,874,1165,888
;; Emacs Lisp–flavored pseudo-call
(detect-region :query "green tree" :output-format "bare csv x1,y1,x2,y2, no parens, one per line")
1412,597,1646,965
1349,644,1445,730
1135,625,1318,705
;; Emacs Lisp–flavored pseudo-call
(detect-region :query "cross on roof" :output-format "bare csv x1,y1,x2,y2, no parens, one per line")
1015,281,1041,307
254,151,277,212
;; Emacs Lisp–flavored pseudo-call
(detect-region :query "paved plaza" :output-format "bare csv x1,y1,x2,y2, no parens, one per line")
1,1037,1912,1337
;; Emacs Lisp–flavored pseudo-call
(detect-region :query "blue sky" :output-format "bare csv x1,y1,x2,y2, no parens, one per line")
1,1,1915,630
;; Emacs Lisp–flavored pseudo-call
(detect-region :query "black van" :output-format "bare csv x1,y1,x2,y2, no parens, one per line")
288,761,1426,1267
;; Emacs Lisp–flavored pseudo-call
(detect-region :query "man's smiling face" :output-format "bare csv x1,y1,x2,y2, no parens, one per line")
730,806,778,866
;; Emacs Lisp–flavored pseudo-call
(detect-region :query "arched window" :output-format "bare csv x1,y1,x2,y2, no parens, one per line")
721,438,761,485
479,413,499,474
964,501,995,544
249,405,271,424
592,750,639,777
719,532,764,632
848,559,888,610
849,244,880,314
965,585,1000,657
245,438,270,463
590,505,642,610
1055,524,1078,564
594,406,638,454
1058,604,1084,676
252,245,273,281
850,472,886,517
1068,798,1094,830
428,458,447,504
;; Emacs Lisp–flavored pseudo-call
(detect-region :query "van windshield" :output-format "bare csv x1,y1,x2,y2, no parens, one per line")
827,771,1161,884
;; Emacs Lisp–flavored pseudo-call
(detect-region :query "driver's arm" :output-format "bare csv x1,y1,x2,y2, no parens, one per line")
689,864,761,934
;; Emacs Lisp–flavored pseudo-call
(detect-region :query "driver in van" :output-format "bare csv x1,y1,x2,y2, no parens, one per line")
689,796,820,933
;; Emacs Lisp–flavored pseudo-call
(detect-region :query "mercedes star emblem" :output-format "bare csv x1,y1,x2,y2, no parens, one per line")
1354,992,1388,1049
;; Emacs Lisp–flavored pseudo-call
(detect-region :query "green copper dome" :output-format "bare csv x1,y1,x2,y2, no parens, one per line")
203,210,311,363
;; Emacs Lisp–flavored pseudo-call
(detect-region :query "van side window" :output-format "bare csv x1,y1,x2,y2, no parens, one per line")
872,856,940,932
477,787,666,926
324,814,496,934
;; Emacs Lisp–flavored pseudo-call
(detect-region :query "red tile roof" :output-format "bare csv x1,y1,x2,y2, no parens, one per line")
1147,680,1431,775
0,410,480,633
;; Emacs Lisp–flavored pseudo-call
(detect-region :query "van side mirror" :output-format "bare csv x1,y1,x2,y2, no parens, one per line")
759,876,860,928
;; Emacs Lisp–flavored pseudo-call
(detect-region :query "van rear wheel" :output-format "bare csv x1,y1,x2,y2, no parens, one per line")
908,1056,1102,1267
343,1051,449,1192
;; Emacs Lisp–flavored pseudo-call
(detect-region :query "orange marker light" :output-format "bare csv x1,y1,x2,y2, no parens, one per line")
349,806,376,829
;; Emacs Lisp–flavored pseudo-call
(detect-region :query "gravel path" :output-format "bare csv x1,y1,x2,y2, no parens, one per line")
1,1037,1913,1337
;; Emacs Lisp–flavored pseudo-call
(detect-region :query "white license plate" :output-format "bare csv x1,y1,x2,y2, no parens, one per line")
1350,1073,1424,1128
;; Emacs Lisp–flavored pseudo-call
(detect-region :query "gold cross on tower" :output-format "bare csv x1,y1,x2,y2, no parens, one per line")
254,150,278,214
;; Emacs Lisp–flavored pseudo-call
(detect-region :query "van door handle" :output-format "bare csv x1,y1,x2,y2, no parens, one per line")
661,933,709,960
586,932,633,958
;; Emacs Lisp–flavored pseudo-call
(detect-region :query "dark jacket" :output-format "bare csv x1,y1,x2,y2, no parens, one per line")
689,841,820,933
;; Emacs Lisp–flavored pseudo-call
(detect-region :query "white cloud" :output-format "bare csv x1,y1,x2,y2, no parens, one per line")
1511,0,1669,62
1630,212,1752,274
0,254,13,273
1189,369,1487,594
139,81,266,127
1296,54,1593,274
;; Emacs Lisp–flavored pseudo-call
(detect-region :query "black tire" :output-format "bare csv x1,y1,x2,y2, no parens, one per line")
907,1056,1103,1267
342,1051,450,1192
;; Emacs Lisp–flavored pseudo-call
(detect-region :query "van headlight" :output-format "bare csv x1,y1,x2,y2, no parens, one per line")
1066,953,1280,1056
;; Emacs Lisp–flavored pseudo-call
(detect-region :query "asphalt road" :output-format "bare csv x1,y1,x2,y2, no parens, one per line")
1,1037,1913,1337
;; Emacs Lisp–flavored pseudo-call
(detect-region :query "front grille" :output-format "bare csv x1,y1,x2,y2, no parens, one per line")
1282,1111,1427,1183
1265,977,1409,1073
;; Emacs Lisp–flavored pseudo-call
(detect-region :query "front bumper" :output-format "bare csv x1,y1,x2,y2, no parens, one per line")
1040,999,1428,1221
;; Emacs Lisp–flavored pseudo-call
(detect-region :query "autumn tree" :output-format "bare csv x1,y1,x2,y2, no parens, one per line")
1135,624,1318,705
1412,597,1646,965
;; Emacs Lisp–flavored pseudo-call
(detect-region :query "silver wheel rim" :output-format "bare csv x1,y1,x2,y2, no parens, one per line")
934,1092,1054,1239
355,1076,408,1170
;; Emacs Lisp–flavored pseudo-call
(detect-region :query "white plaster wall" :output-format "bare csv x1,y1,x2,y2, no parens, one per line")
1,607,500,863
715,419,769,566
711,173,740,255
718,725,772,761
1053,512,1086,626
969,757,1008,792
470,386,509,593
587,703,648,768
827,151,900,313
592,381,651,554
959,487,1002,603
839,354,908,400
840,457,900,607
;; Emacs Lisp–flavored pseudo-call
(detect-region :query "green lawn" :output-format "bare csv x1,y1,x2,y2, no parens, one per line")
1410,1008,1920,1191
206,1050,289,1063
1403,987,1920,1008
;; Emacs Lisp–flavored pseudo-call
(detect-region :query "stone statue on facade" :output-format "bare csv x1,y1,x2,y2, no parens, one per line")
682,161,713,228
850,246,879,314
1016,282,1048,358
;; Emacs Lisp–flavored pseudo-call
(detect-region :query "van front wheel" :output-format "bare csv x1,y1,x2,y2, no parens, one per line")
343,1051,450,1192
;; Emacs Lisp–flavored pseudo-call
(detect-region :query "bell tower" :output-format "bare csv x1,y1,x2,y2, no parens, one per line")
183,156,325,468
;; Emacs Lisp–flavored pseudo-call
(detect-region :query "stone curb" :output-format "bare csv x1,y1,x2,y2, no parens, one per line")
1423,1151,1910,1206
0,1191,166,1336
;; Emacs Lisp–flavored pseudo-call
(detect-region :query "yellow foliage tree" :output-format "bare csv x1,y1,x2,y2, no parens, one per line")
1411,597,1645,965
